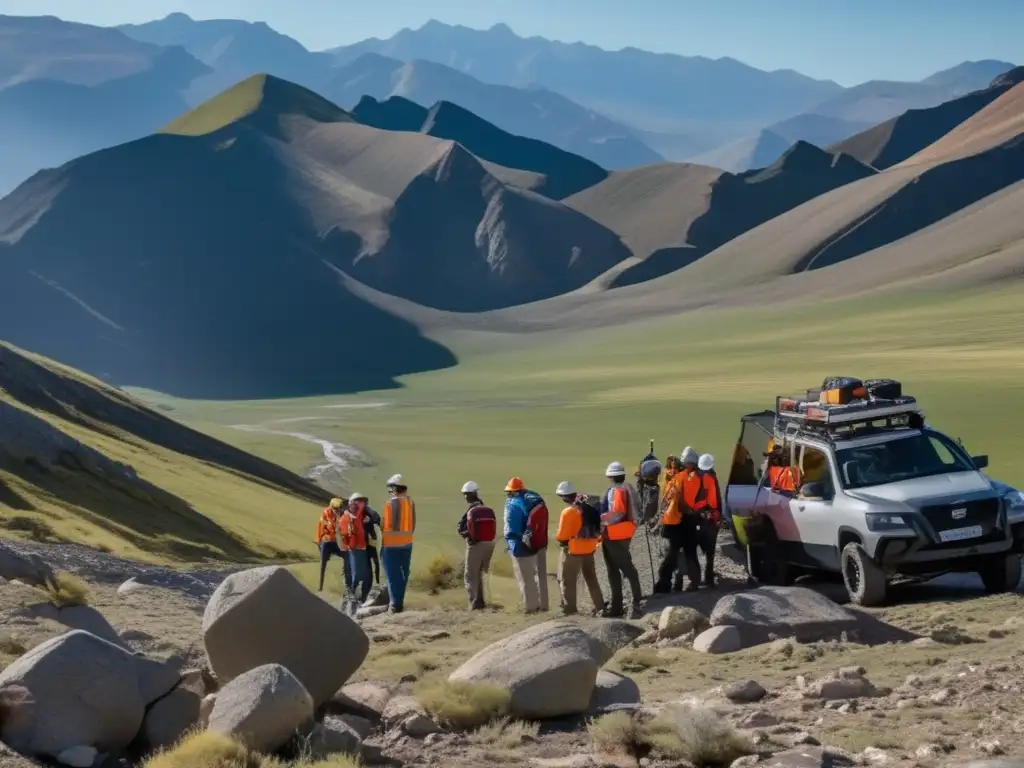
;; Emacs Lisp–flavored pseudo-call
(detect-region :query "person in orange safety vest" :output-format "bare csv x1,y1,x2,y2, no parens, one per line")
381,474,416,614
340,492,380,606
315,497,350,593
696,454,722,588
554,481,604,616
600,461,644,618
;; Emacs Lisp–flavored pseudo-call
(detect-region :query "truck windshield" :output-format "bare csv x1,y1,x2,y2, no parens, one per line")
834,429,977,490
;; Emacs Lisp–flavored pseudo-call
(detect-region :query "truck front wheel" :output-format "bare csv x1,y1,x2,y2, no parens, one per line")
978,554,1022,594
841,543,887,606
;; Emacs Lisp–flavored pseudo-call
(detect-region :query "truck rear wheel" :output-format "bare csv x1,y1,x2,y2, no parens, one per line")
842,543,887,606
979,554,1022,594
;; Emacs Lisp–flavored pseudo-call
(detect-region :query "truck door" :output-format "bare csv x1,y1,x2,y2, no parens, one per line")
725,410,775,523
786,442,842,571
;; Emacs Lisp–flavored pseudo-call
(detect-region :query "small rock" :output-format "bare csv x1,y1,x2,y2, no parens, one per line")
306,716,362,760
423,732,446,747
977,740,1005,756
402,713,443,739
894,698,916,710
421,630,450,642
836,702,854,715
739,711,779,729
634,630,660,646
914,743,952,759
656,630,697,649
383,695,427,730
693,626,742,654
56,746,97,767
802,674,878,700
141,687,201,751
657,606,709,640
723,680,767,703
930,687,955,705
730,756,761,768
860,747,890,764
793,732,820,746
207,664,314,753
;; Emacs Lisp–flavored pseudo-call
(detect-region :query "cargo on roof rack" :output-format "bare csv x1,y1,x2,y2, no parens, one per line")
776,395,921,427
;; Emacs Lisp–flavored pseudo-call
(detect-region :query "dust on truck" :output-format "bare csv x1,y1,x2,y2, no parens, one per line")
724,377,1024,606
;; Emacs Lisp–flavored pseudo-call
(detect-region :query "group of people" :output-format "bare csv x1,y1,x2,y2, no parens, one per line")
314,447,724,618
314,474,416,614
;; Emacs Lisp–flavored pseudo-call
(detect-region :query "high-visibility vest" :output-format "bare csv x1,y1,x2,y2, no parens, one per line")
681,471,708,512
556,506,599,556
602,485,637,541
382,495,416,547
702,471,721,523
339,508,367,551
316,509,337,544
660,471,685,526
769,465,801,493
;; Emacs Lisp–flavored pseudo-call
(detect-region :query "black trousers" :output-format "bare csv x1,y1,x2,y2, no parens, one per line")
655,518,700,591
318,542,351,592
698,521,719,582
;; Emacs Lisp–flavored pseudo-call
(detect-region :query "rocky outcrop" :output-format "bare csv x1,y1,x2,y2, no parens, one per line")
202,566,369,706
710,586,858,647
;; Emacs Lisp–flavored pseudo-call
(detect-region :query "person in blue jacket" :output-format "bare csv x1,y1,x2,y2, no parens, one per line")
503,476,549,613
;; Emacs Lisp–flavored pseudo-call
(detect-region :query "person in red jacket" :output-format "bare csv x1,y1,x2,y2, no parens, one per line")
457,481,497,610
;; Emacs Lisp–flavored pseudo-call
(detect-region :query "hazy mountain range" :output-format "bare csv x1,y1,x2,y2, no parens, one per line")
0,12,1016,193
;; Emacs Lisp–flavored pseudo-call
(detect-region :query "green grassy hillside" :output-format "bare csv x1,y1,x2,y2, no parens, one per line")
145,284,1024,564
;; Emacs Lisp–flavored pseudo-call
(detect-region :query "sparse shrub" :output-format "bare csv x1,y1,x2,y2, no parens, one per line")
417,679,511,730
3,516,59,542
0,633,27,656
42,572,90,608
587,711,644,755
471,717,541,748
616,647,660,671
488,556,514,579
142,731,264,768
587,706,754,767
411,554,461,595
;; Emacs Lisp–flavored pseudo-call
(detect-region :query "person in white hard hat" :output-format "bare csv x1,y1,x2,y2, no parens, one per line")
675,447,705,592
381,474,415,613
696,454,723,587
554,481,604,616
457,481,497,610
339,492,378,610
600,461,644,618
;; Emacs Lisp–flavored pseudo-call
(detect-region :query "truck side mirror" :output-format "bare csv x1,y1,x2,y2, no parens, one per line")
972,454,989,470
799,482,827,500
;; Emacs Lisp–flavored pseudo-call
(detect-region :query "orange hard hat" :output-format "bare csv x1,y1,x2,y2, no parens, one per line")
504,476,525,492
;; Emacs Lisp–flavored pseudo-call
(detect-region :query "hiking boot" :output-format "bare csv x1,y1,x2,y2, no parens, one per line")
561,607,579,617
388,604,404,614
684,583,700,593
628,605,644,620
600,606,625,619
703,575,716,588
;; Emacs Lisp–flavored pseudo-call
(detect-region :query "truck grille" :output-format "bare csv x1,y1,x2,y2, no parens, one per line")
920,497,1000,535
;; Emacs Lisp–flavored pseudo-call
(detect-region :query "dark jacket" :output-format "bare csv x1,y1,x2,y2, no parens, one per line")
363,506,381,541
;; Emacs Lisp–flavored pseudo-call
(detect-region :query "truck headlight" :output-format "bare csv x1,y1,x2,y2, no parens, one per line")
1004,491,1024,520
866,513,910,532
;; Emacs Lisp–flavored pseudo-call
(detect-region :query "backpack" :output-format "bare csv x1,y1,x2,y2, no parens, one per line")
635,452,662,526
466,504,497,543
520,490,549,552
575,494,603,540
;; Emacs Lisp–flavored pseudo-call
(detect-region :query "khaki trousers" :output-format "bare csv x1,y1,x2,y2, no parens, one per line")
558,546,604,613
511,547,548,613
464,540,494,607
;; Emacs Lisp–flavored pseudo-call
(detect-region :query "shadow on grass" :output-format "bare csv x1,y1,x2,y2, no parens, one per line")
3,454,266,563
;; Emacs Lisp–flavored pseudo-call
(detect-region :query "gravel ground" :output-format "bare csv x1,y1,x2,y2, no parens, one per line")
0,540,237,603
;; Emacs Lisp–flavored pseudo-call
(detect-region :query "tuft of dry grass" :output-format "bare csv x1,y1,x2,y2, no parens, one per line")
142,731,266,768
142,731,362,768
41,572,90,608
470,716,540,748
615,647,661,672
410,554,462,595
417,679,512,730
0,633,27,657
588,707,754,767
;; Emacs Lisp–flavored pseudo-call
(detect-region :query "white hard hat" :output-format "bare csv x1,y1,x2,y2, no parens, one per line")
698,454,715,472
605,461,626,478
461,481,479,494
349,491,367,502
555,480,577,496
386,474,404,487
680,447,699,466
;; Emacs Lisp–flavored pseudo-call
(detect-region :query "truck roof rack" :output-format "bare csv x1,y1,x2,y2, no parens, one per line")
775,394,922,442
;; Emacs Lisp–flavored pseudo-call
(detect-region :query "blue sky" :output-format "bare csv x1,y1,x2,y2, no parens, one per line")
1,0,1020,86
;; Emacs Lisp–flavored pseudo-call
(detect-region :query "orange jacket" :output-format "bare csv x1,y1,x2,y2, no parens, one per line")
681,470,708,512
339,507,368,551
602,485,637,541
702,472,721,523
660,470,685,526
556,506,599,556
769,465,801,493
382,495,416,548
316,509,338,544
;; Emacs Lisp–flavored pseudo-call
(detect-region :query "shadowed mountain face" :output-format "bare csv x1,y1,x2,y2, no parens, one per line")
0,75,635,396
351,95,608,199
566,141,876,287
325,54,662,169
830,67,1024,170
